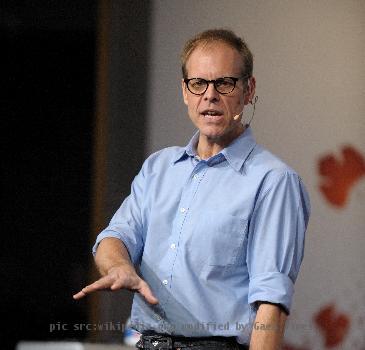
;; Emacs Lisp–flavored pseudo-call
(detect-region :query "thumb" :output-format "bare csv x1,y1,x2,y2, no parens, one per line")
138,279,159,305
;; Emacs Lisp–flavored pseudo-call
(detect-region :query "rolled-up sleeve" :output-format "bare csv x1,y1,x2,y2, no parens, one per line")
247,171,310,313
92,161,147,265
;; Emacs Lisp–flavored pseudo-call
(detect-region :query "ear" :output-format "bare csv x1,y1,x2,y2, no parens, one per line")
243,76,256,105
182,79,188,106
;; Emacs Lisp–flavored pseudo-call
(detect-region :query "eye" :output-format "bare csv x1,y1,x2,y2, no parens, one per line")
216,78,234,87
190,79,206,88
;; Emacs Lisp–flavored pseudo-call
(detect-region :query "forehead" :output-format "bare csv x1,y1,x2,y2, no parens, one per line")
185,42,243,78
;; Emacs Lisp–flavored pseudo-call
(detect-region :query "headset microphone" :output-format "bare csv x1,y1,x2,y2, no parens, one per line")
233,111,244,121
232,95,258,125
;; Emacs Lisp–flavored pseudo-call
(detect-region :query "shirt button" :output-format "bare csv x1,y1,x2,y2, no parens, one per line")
156,315,161,321
170,243,176,249
180,207,186,213
193,174,199,180
162,279,168,285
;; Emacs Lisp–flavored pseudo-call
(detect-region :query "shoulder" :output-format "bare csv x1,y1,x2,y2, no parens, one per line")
247,144,309,202
249,144,296,176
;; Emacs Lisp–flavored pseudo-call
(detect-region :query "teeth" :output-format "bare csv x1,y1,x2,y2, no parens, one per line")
203,114,222,120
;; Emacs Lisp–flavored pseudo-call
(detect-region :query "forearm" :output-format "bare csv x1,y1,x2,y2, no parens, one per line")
95,237,134,276
249,303,287,350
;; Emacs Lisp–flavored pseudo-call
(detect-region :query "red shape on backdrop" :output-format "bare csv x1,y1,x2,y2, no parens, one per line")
318,146,365,207
314,304,350,348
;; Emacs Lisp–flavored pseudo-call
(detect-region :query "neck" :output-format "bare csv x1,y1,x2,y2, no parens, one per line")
196,124,246,160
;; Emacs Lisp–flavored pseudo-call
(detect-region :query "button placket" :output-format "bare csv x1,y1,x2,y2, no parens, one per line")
163,164,208,307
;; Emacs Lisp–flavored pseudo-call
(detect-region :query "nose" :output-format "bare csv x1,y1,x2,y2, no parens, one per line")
203,81,220,102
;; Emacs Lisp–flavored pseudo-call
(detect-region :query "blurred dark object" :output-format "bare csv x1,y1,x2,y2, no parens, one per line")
1,1,96,349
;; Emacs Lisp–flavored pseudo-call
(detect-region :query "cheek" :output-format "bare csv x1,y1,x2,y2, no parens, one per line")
186,104,198,122
187,98,201,115
228,97,245,113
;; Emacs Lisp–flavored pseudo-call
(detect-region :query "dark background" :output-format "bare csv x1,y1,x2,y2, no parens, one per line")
1,1,96,348
1,1,151,348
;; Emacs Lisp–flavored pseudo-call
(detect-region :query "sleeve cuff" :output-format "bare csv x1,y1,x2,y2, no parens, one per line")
255,301,289,316
92,228,141,265
248,272,294,314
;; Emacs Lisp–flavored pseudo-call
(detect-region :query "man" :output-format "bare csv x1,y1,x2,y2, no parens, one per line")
74,29,310,349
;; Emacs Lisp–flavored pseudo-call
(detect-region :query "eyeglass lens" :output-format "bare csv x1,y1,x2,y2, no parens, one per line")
188,78,236,95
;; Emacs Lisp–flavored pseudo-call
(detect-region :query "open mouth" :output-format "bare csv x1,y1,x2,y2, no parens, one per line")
200,109,224,121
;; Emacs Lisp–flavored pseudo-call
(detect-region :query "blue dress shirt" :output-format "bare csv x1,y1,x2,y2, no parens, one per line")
93,126,310,344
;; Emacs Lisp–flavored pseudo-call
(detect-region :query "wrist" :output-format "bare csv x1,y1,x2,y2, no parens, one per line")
106,261,134,275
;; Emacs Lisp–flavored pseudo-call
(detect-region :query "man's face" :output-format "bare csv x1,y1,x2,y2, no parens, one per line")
182,42,254,143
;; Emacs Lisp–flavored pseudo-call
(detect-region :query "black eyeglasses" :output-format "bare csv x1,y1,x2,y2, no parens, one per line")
184,76,248,95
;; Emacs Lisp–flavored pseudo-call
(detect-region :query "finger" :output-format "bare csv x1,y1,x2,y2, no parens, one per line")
73,290,86,300
110,270,140,291
138,280,159,304
110,273,138,291
73,276,114,299
110,278,126,291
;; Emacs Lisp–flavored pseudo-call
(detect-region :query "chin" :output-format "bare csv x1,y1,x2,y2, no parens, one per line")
198,123,243,143
199,126,226,141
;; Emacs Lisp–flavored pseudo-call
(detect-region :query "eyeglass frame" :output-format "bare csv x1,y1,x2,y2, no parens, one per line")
183,75,249,96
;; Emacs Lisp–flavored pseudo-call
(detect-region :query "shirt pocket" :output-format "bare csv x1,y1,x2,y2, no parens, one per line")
189,211,248,267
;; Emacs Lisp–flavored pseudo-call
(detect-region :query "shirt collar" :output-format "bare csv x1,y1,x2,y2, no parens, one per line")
221,126,257,172
172,130,200,164
173,126,257,172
